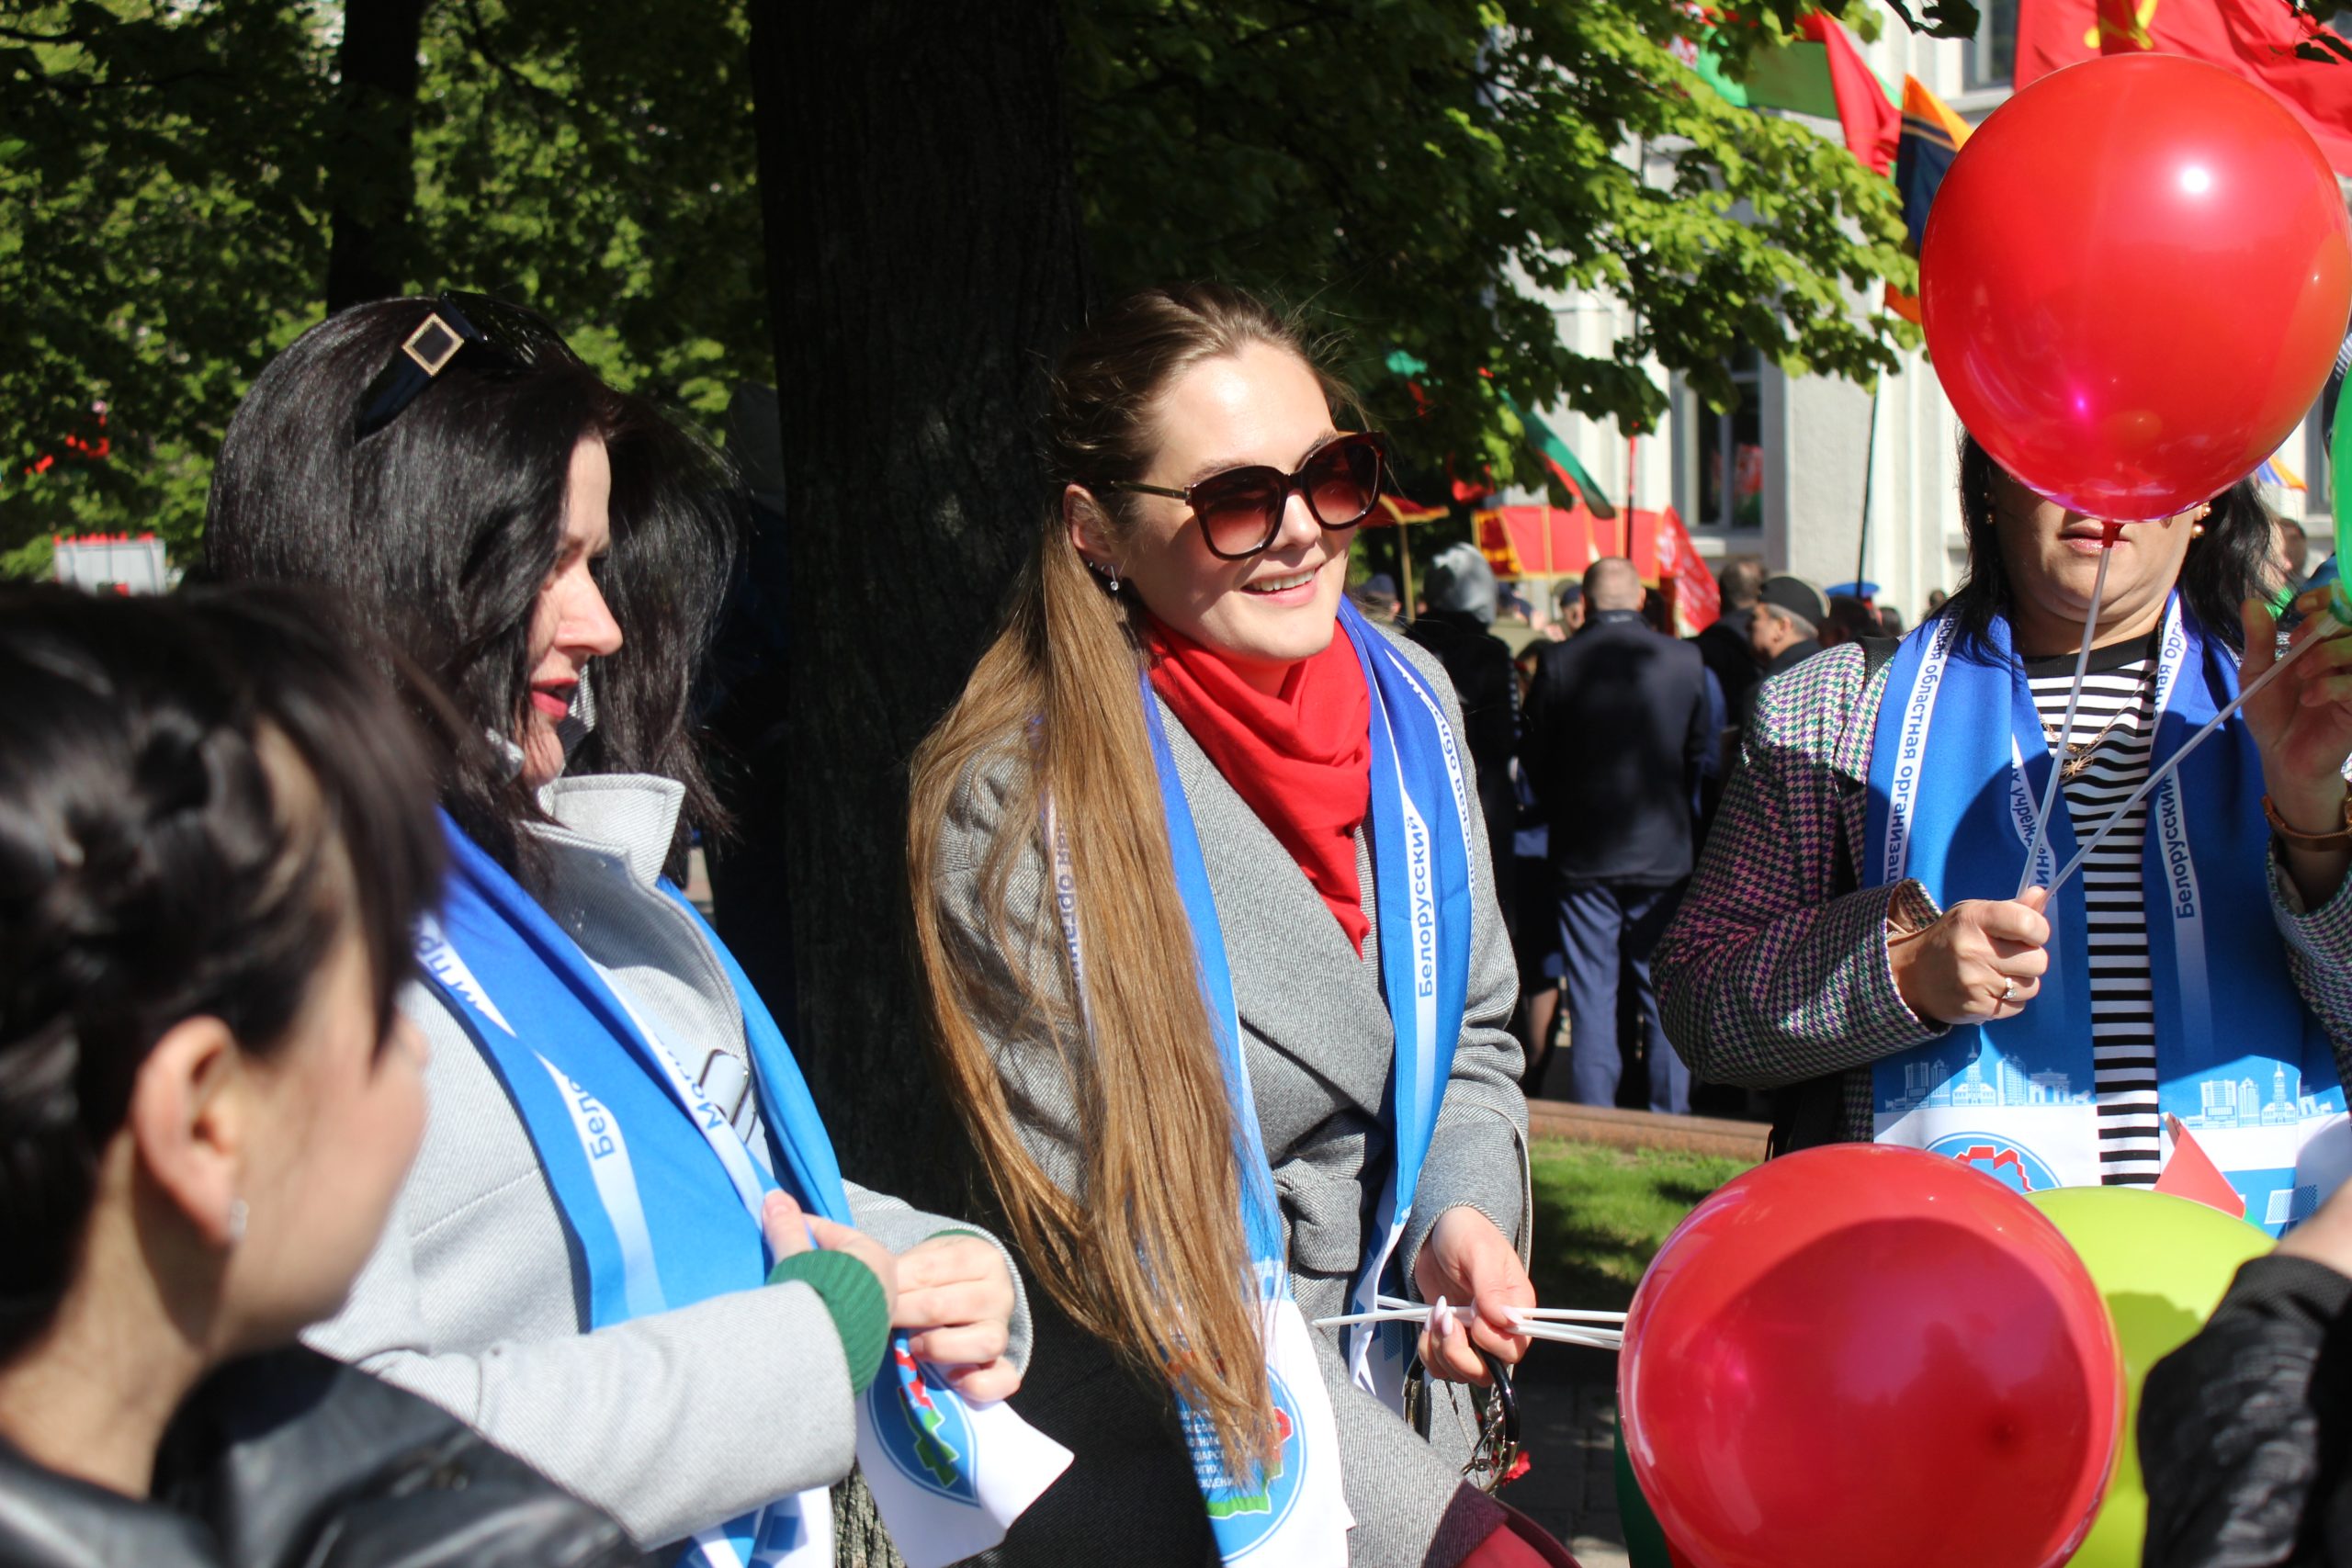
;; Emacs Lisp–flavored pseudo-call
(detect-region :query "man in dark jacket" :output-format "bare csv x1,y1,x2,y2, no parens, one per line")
1691,558,1764,722
1747,573,1829,683
1407,543,1520,925
1522,557,1713,1112
1743,573,1831,728
1689,558,1762,845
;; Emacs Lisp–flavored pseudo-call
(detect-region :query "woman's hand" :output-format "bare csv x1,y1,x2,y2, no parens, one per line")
762,1190,900,1326
2240,593,2352,909
1886,886,2052,1025
889,1234,1023,1403
1412,1206,1533,1383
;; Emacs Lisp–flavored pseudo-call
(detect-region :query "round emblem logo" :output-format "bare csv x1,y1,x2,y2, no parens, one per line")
868,1339,978,1504
1199,1365,1307,1555
1928,1132,2061,1194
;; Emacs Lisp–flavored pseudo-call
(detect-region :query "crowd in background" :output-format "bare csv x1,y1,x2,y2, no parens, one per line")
1352,547,1941,1117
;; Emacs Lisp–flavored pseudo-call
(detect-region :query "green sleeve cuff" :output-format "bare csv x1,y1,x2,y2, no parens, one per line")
768,1249,891,1395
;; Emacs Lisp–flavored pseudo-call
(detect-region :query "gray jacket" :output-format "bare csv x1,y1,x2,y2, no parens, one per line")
936,632,1531,1568
307,775,1029,1552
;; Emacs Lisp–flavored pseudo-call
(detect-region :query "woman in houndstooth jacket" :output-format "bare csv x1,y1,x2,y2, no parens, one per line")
1657,434,2352,1212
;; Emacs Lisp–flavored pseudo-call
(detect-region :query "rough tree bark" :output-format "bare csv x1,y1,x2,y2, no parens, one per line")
746,0,1089,1203
745,6,1090,1560
323,0,427,310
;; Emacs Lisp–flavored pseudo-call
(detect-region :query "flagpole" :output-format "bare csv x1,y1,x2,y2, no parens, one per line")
1854,385,1879,590
1623,433,1638,557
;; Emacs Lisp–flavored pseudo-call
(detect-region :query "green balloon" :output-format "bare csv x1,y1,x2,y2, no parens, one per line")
2027,1186,2272,1568
1614,1412,1677,1568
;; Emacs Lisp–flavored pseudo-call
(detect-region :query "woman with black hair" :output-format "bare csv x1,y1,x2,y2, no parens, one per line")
205,296,1049,1564
0,584,639,1566
1657,432,2352,1214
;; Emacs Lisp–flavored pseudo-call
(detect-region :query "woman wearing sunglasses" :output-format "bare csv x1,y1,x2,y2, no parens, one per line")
204,295,1054,1565
908,285,1564,1567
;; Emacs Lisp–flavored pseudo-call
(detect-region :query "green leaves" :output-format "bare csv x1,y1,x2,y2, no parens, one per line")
6,0,1936,562
0,0,331,558
1,0,767,561
1881,0,1981,40
1069,0,1913,499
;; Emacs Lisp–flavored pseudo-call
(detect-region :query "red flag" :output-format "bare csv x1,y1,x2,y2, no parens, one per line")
2155,1114,2248,1219
2095,0,2154,51
1797,14,1901,175
1657,506,1723,633
2018,0,2352,175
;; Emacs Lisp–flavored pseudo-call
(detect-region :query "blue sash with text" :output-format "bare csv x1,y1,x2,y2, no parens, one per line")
1141,603,1476,1397
415,815,1066,1568
1862,601,2349,1231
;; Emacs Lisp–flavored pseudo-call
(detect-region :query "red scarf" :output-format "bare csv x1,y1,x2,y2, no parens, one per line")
1147,618,1373,953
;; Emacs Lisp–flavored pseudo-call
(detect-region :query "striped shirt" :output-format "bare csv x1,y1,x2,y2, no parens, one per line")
2025,640,2160,1185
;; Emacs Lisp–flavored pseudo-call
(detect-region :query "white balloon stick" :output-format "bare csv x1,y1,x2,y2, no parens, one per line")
2049,614,2335,892
2017,526,2120,898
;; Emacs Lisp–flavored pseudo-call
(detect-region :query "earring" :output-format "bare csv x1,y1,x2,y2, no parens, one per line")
226,1198,249,1247
1091,560,1122,594
485,728,526,782
2191,523,2207,539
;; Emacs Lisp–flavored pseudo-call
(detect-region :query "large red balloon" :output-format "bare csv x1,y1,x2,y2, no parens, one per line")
1619,1145,2120,1568
1922,54,2352,520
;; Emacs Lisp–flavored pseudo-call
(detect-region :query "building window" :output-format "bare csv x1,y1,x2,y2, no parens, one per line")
1694,346,1765,532
1964,0,2018,91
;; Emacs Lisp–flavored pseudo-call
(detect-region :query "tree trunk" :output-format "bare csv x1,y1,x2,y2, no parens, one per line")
745,0,1088,1204
746,7,1089,1559
324,0,427,310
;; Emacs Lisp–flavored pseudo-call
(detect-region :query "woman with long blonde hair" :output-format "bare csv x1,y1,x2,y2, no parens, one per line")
910,285,1564,1567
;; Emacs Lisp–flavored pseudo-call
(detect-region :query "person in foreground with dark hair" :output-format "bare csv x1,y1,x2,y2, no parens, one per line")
0,584,639,1567
205,295,1046,1564
1657,431,2352,1194
2140,1173,2352,1567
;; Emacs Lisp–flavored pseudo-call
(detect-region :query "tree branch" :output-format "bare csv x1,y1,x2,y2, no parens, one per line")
457,0,568,109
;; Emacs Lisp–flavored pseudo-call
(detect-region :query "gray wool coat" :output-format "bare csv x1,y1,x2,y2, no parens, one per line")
306,775,1029,1553
936,629,1533,1568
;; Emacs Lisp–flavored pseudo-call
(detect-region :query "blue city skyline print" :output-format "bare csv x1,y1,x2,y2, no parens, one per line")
1879,1040,2091,1118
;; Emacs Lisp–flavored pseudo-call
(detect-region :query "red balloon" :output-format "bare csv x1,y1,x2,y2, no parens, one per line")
1922,54,2352,520
1620,1145,2120,1568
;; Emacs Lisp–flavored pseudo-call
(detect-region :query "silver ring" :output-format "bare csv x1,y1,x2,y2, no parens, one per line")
2001,978,2019,1003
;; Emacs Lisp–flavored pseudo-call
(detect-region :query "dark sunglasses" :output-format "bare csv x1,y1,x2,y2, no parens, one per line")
1102,431,1389,559
353,290,578,441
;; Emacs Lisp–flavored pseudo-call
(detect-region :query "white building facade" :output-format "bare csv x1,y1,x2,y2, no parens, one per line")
1521,0,2346,623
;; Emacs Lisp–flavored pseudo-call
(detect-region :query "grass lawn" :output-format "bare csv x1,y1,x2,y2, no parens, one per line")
1526,1137,1754,1312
